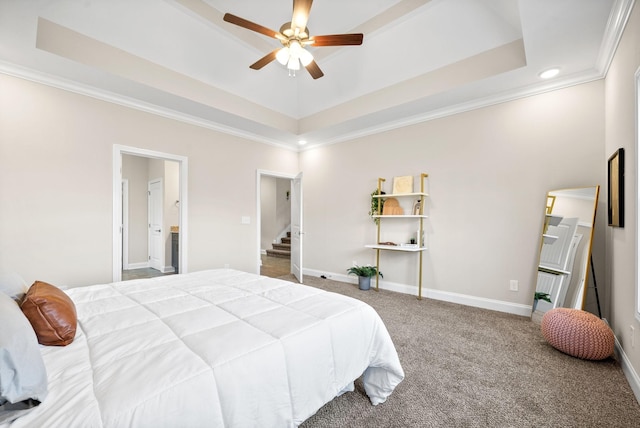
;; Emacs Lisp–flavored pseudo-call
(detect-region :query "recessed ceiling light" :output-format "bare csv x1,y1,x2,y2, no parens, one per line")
298,140,307,145
539,68,560,79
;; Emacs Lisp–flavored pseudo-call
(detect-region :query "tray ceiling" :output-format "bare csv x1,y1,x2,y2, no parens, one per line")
0,0,631,150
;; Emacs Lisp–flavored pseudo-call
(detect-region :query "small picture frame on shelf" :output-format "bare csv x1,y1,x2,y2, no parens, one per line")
413,200,421,215
392,176,413,194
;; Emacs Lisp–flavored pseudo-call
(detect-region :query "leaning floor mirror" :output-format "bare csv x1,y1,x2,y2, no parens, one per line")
532,186,600,320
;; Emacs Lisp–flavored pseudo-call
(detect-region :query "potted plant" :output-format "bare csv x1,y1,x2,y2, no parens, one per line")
369,189,386,224
533,292,552,312
347,265,383,291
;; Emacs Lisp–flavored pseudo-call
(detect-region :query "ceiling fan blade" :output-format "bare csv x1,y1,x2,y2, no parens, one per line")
305,60,324,79
292,0,313,32
250,49,280,70
310,33,364,46
223,13,285,40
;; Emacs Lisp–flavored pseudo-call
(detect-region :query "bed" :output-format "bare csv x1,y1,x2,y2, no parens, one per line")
0,269,404,427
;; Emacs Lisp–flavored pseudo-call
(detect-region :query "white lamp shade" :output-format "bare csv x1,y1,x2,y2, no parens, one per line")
289,40,303,58
276,47,289,65
287,57,300,70
299,48,313,66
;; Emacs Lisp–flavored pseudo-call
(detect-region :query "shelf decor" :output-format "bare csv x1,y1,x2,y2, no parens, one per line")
382,198,403,215
392,175,413,194
369,189,385,225
367,173,429,299
347,265,383,291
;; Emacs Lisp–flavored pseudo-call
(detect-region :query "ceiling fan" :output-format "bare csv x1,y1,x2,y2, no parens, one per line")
223,0,364,79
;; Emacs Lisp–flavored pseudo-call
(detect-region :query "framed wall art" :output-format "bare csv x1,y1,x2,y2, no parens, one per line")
392,175,414,194
607,148,624,227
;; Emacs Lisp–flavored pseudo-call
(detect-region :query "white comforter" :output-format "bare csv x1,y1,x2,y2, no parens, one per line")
7,269,404,427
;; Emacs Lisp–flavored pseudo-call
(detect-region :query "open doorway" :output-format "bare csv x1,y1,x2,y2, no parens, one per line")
113,145,188,282
260,175,292,277
257,170,303,281
120,156,179,280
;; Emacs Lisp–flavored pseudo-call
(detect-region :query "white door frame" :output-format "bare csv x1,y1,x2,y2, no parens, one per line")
122,179,129,270
113,145,188,282
256,169,301,276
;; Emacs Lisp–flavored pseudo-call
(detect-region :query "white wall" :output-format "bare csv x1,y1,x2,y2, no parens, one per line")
0,73,299,287
0,57,606,309
122,154,148,265
604,1,640,397
300,80,605,313
260,176,277,251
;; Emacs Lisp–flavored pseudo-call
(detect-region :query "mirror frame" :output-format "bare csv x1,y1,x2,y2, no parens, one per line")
532,186,600,317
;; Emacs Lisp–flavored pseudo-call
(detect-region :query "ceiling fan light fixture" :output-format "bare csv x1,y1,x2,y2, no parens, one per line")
299,48,313,66
287,57,300,70
223,2,364,80
289,40,303,58
276,47,290,65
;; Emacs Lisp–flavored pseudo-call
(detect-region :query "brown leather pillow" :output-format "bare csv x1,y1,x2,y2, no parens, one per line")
20,281,77,346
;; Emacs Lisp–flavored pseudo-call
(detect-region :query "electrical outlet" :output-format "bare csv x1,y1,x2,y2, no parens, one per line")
631,326,635,348
352,260,358,266
509,280,518,291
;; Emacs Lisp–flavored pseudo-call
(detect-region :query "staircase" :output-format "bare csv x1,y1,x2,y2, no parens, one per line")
266,232,291,259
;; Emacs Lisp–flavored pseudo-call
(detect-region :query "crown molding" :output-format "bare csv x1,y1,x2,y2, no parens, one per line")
596,0,636,75
0,62,613,154
0,61,298,152
300,69,606,151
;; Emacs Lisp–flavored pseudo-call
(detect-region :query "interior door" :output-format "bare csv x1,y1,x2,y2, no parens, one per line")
290,172,303,283
148,179,163,272
539,217,579,272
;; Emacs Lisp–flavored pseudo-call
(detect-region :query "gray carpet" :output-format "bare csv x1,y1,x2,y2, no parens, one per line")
277,274,640,428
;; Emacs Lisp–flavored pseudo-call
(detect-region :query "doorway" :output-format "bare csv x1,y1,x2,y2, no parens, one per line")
257,170,303,282
113,145,188,282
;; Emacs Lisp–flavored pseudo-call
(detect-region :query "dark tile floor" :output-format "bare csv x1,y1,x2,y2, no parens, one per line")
121,267,174,281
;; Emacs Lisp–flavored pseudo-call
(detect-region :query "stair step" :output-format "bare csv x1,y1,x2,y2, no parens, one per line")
266,249,290,259
281,237,291,244
272,243,290,251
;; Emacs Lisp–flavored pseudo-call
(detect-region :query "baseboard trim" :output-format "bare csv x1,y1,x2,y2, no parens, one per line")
123,263,174,274
303,269,532,317
124,262,149,270
614,336,640,404
161,266,176,274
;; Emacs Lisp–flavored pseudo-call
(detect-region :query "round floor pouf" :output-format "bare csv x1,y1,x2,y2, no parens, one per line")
541,308,614,360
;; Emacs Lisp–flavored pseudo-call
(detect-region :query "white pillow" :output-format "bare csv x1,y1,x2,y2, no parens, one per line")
0,273,29,302
0,292,48,423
